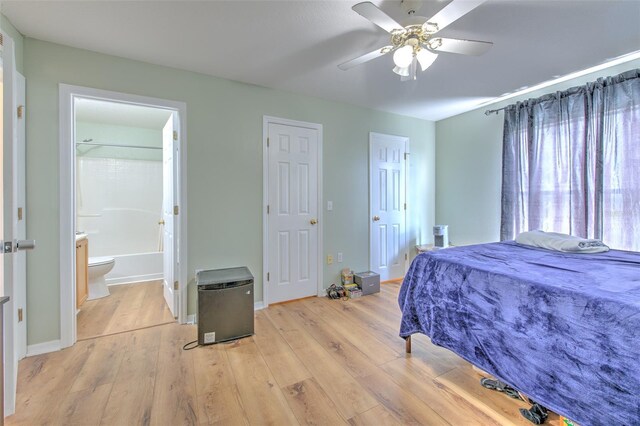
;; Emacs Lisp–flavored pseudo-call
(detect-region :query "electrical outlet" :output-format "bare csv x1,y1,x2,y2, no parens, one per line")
204,332,216,344
337,252,343,263
327,254,333,265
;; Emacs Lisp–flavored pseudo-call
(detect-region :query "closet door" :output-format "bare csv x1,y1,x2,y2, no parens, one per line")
369,132,408,281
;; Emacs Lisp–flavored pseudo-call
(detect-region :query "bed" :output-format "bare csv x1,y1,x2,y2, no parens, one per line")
398,241,640,425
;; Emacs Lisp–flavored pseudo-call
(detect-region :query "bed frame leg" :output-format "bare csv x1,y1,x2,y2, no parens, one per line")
405,335,412,354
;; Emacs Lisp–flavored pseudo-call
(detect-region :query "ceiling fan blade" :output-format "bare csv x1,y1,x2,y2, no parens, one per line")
352,2,404,34
338,46,392,70
429,38,493,56
424,0,487,33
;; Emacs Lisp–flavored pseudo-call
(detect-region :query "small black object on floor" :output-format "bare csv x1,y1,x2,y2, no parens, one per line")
480,377,523,400
326,283,347,300
520,402,549,424
480,377,548,424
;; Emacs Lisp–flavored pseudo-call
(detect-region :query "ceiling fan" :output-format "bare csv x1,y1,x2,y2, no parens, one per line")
339,0,493,81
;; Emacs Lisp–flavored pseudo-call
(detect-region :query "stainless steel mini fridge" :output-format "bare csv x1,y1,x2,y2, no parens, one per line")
196,266,254,345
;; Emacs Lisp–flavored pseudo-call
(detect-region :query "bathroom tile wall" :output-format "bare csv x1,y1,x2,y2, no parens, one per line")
76,121,163,257
77,157,162,257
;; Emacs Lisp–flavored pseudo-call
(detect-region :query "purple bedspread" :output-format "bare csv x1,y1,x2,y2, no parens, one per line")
399,241,640,425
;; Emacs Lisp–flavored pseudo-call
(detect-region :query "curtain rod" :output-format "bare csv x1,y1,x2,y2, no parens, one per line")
484,106,507,116
76,141,162,151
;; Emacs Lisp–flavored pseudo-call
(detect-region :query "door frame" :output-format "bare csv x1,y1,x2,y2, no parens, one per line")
15,71,26,363
368,132,410,278
262,116,323,307
59,84,188,349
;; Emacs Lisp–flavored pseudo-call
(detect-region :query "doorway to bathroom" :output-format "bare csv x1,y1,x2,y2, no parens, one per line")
59,86,187,347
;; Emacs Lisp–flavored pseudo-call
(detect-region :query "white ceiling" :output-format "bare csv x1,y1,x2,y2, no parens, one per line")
75,98,172,129
4,0,640,121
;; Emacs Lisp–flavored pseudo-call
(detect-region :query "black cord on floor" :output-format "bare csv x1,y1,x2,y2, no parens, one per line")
183,337,246,350
183,340,199,350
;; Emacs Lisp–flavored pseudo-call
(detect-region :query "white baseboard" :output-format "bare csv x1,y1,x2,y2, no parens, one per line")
254,301,265,311
186,314,196,324
106,273,164,286
27,340,61,357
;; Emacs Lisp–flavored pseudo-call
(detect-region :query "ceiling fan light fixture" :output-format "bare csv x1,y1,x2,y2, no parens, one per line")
393,45,414,68
393,65,410,77
341,1,493,79
416,49,438,71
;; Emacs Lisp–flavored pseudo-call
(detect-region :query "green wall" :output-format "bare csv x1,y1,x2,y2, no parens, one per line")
24,38,435,345
435,59,640,246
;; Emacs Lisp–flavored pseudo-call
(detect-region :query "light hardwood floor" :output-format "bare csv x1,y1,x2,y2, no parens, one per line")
8,282,561,425
77,280,175,340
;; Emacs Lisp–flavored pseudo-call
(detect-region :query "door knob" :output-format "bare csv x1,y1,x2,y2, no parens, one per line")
158,219,165,225
310,219,318,225
16,240,36,251
372,216,380,221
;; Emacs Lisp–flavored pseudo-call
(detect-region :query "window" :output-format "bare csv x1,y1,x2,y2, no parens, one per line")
501,70,640,251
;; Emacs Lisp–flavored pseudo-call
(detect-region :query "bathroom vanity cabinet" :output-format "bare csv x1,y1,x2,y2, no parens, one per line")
76,238,89,308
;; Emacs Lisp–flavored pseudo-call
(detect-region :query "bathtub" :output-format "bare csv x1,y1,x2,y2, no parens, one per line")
78,206,164,285
105,252,163,286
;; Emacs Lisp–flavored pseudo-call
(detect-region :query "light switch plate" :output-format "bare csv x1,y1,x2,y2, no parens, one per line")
337,252,343,263
327,255,333,265
327,201,333,211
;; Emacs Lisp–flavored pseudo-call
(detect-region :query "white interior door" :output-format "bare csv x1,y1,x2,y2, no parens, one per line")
2,31,23,417
369,132,408,282
162,114,178,317
267,122,318,304
0,37,7,420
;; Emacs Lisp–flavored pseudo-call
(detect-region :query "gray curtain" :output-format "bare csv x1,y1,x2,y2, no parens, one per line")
501,69,640,251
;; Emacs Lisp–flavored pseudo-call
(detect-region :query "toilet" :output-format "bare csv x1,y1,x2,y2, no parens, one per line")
87,256,115,300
